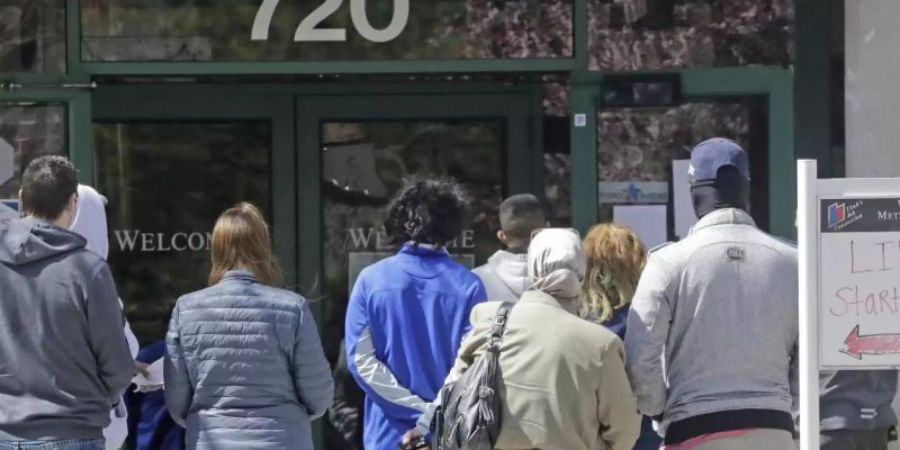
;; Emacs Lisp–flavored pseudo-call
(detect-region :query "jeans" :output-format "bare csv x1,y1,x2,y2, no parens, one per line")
0,440,104,450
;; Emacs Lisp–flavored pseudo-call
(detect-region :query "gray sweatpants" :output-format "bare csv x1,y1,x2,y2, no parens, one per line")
672,429,796,450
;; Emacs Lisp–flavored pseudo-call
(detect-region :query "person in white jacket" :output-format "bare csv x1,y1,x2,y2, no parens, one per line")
70,184,139,450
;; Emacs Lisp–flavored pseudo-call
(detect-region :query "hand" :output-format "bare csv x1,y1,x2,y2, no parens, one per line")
134,361,150,378
402,428,423,445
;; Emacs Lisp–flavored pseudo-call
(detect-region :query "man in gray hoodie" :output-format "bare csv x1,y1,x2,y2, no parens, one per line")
473,194,546,302
0,156,134,450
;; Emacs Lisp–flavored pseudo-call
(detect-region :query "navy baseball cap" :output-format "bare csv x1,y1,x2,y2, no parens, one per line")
688,138,750,182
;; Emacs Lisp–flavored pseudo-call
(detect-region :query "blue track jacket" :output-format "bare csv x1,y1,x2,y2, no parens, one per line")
345,244,487,450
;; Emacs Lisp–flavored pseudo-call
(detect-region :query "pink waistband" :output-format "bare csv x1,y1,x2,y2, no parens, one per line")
662,429,757,450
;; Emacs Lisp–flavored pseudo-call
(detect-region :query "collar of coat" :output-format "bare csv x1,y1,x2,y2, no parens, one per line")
690,207,757,235
222,269,256,282
519,289,579,316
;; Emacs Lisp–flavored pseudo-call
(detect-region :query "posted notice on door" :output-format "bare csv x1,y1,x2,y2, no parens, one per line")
820,197,900,368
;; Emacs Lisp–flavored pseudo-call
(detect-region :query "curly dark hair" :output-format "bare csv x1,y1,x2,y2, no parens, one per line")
384,178,467,246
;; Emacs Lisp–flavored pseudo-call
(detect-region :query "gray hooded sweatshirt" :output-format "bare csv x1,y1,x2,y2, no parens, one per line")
472,250,529,302
0,217,134,440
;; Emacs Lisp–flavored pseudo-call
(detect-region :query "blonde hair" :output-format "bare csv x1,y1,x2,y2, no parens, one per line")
581,223,647,323
208,202,282,286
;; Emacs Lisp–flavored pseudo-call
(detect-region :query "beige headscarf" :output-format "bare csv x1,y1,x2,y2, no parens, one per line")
528,228,586,302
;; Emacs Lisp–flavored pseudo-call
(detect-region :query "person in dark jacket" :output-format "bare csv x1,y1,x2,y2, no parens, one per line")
329,340,365,450
820,370,898,449
164,202,334,450
345,178,487,450
125,340,185,450
472,193,546,303
583,223,662,450
0,156,134,450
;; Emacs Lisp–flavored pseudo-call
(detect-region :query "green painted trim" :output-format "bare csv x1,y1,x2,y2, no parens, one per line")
69,90,93,185
574,0,589,70
682,67,788,94
768,76,796,238
81,58,576,76
66,0,83,75
89,81,538,97
570,83,601,234
794,0,834,176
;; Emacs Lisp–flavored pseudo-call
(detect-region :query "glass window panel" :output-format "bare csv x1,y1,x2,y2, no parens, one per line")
543,82,571,226
0,0,66,73
94,122,271,344
0,103,67,206
589,0,793,70
597,99,769,236
80,0,572,62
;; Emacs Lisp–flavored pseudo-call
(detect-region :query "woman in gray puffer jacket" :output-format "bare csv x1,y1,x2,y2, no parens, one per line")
164,203,334,450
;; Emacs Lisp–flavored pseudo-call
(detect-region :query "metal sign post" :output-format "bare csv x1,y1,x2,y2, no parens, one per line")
798,159,819,450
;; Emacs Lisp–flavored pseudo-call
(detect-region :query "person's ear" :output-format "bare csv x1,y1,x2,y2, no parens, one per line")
68,192,78,213
497,230,507,245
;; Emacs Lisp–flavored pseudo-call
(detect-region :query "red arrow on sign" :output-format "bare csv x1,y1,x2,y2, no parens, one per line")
842,325,900,360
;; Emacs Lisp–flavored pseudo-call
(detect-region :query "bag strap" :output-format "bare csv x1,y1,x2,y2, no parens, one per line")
488,301,515,345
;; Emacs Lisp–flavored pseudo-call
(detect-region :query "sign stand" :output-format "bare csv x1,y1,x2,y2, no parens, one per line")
798,159,819,450
798,159,900,450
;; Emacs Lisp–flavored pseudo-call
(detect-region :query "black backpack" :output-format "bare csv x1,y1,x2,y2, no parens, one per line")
434,302,514,450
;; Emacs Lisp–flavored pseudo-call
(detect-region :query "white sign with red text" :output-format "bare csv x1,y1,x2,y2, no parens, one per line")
819,197,900,368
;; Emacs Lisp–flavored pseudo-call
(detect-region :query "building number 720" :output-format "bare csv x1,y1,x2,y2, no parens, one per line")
251,0,410,43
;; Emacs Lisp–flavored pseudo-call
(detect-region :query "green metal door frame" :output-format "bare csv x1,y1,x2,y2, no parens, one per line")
0,89,94,186
570,67,796,239
296,91,537,316
92,87,298,288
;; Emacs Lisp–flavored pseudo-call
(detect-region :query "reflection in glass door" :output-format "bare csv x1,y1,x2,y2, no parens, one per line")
94,122,271,343
0,103,67,211
321,119,505,355
597,97,768,242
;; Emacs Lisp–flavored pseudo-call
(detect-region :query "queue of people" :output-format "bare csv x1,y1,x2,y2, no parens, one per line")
0,138,897,450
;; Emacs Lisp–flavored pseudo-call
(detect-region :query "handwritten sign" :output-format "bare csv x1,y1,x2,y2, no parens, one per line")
819,197,900,368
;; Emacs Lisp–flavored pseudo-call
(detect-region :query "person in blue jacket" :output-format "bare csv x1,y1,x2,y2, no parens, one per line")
345,178,488,450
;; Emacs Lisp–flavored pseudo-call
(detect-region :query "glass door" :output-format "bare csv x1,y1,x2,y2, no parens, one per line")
92,88,295,345
597,94,770,245
296,93,535,449
0,102,69,215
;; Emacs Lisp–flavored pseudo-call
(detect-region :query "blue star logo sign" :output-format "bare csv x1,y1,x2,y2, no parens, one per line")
623,183,642,202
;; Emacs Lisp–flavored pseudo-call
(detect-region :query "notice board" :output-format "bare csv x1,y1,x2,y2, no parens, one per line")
819,197,900,368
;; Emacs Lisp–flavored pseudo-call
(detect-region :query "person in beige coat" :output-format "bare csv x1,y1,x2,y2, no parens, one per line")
445,228,641,450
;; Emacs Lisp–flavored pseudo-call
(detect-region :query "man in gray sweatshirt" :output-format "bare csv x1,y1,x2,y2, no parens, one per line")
473,194,546,302
0,156,133,450
625,138,798,449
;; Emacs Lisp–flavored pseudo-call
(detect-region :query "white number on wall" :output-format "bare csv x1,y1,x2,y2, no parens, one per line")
295,0,346,42
251,0,410,43
251,0,280,40
350,0,409,43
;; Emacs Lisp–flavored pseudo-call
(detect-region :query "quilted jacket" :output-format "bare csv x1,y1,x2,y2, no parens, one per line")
165,270,334,450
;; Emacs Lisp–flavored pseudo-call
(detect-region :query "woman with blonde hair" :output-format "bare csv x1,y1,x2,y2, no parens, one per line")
582,223,661,450
581,223,647,331
164,202,334,450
